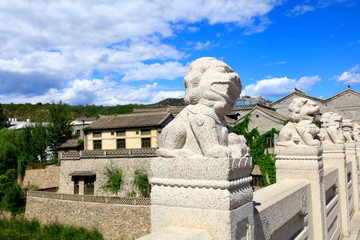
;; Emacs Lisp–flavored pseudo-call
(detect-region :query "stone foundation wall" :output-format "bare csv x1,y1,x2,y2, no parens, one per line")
25,196,150,240
58,157,152,197
22,165,60,189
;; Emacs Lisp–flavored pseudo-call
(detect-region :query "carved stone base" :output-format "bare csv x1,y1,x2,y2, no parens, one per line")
150,157,254,240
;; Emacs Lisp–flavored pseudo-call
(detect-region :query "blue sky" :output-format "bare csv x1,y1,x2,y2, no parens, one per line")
0,0,359,105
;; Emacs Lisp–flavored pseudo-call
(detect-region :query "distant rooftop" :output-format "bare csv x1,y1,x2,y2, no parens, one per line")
89,111,173,130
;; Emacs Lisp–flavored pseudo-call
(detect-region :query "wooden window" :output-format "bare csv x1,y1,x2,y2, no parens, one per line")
116,130,125,136
93,132,102,138
141,129,151,135
141,138,151,148
117,139,126,149
84,176,95,195
93,140,102,149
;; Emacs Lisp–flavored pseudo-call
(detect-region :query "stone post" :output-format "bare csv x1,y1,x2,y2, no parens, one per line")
345,142,358,212
150,156,254,240
323,143,351,237
356,142,360,199
275,145,326,240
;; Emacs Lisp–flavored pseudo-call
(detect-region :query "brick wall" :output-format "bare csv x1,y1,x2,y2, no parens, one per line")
21,165,60,189
25,196,150,240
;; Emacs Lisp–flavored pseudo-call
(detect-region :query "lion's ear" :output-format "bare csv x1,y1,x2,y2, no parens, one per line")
184,88,201,104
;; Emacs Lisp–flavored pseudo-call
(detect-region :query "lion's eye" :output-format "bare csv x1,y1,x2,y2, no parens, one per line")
217,66,226,73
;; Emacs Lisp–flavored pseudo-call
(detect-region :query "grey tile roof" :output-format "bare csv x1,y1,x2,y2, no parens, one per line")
89,112,173,130
57,139,80,149
69,171,95,176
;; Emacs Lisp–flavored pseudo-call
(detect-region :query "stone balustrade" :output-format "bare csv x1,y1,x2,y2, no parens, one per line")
60,148,157,160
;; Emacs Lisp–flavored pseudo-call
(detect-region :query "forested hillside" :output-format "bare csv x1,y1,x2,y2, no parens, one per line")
2,98,185,122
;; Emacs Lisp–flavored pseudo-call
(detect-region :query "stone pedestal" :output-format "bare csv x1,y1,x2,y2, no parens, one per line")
323,143,350,237
150,156,254,240
275,145,326,240
345,143,359,212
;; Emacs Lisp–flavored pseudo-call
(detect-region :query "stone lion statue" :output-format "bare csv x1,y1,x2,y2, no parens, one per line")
319,112,343,144
277,97,320,147
157,57,249,158
353,123,360,142
342,119,354,143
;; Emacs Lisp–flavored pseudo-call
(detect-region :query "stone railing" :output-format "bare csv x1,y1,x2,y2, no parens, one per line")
60,148,157,160
27,190,150,205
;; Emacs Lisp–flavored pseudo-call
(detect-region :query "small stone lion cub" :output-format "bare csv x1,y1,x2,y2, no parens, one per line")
157,57,249,158
277,97,320,147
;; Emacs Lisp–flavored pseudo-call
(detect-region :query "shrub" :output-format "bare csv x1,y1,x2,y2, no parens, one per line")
133,169,150,197
102,163,123,194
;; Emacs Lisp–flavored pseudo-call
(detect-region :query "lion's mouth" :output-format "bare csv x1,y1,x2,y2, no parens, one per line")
211,81,240,105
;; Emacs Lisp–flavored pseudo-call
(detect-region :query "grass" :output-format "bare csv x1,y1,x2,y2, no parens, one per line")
0,217,103,240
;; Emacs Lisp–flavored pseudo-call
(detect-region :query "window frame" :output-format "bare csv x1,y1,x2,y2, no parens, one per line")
117,139,126,149
116,130,126,136
93,140,102,150
141,138,151,148
141,129,151,135
93,132,102,138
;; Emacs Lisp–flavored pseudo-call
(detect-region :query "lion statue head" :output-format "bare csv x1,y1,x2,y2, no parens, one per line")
183,57,242,115
289,97,319,124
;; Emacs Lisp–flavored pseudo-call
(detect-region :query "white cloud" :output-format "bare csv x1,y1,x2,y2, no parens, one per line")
1,79,184,106
194,41,212,50
335,65,360,84
0,0,283,103
242,75,321,98
264,61,286,66
122,62,189,82
188,26,200,32
287,5,315,17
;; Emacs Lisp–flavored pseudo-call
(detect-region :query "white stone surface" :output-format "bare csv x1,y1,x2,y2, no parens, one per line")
150,156,253,240
322,143,351,237
157,57,248,159
137,226,214,240
253,180,311,240
277,97,320,147
320,112,344,144
343,119,355,143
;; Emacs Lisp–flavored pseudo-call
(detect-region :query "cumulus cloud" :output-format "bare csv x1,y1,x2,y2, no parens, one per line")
335,65,360,84
242,75,321,98
1,79,184,106
0,0,283,104
122,62,189,82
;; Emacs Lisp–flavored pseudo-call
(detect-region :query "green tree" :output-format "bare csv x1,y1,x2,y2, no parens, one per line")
0,129,23,175
48,101,73,156
21,124,49,163
0,103,9,129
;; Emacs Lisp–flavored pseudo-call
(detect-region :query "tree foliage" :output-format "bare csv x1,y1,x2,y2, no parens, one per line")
230,113,279,186
0,103,9,129
48,101,73,155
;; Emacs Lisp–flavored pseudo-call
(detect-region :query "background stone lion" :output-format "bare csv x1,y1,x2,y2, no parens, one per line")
278,97,320,146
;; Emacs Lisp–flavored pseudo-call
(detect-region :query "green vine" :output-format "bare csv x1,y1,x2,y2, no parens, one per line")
133,169,150,197
102,163,123,194
230,113,279,186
